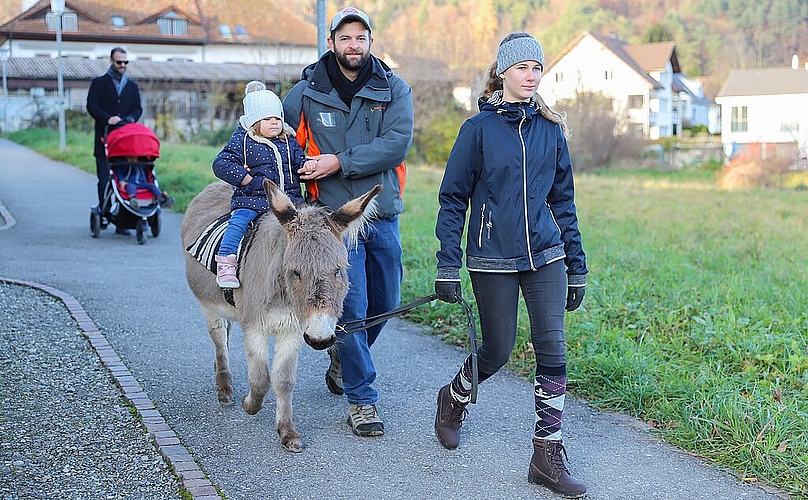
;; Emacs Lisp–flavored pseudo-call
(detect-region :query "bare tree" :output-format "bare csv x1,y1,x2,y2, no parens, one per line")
558,90,645,171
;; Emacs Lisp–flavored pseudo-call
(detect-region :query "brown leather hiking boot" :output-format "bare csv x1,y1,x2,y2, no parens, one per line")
434,384,467,449
528,438,586,498
325,345,343,395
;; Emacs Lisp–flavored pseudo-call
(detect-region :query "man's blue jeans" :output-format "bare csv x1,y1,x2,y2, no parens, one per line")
219,208,259,257
337,216,402,405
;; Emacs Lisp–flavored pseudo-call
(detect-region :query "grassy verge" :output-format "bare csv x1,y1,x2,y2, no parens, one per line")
5,129,218,212
7,129,807,496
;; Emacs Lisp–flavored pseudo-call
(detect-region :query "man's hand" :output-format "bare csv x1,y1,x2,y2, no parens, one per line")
299,154,340,181
107,116,122,126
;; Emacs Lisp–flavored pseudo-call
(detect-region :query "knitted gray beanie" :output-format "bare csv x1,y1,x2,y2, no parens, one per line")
496,33,544,74
240,90,283,129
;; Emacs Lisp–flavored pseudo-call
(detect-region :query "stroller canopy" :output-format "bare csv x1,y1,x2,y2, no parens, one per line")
106,123,161,160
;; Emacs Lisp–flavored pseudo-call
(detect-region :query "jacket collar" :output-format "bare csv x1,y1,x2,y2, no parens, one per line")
301,52,393,96
478,90,541,124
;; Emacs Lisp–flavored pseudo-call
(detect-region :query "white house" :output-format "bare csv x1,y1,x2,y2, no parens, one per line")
542,31,717,140
715,63,808,162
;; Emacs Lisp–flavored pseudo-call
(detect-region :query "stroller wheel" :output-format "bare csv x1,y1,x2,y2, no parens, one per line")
148,213,161,238
90,210,101,238
136,219,146,245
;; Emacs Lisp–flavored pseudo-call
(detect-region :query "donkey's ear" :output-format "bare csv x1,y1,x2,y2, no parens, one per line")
263,179,296,226
330,184,383,236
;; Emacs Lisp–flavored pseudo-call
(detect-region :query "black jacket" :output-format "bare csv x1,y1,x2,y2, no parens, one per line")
86,72,142,158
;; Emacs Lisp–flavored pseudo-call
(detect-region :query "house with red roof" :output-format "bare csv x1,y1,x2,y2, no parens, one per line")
542,31,718,140
0,0,318,132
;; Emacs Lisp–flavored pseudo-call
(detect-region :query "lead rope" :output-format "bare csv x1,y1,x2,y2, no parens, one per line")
337,291,480,403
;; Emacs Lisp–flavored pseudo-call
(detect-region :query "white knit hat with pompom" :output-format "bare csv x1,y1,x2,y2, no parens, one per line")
240,89,283,129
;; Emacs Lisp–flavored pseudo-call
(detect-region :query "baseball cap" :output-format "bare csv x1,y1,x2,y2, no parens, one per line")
330,6,372,33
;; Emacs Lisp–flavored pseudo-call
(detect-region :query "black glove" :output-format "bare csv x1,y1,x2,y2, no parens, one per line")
435,280,462,303
565,286,585,311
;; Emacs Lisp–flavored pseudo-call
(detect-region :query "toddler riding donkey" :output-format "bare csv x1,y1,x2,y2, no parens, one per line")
212,84,313,288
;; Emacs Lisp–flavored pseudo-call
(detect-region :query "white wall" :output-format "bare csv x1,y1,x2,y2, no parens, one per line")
544,37,651,107
541,35,682,138
2,39,317,65
716,93,808,150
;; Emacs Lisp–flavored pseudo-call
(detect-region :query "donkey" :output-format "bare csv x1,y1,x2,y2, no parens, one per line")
181,179,382,452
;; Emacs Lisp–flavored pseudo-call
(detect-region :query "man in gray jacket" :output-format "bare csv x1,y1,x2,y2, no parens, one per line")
283,6,414,437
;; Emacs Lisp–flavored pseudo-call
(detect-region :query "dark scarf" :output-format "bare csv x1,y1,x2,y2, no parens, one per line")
106,66,127,95
325,51,373,106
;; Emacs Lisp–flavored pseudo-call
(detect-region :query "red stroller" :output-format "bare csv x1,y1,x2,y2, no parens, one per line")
90,123,163,244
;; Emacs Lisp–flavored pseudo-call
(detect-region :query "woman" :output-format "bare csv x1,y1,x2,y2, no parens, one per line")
433,32,588,498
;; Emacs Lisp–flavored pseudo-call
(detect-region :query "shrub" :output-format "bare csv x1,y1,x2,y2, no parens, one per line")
187,123,239,147
65,109,94,133
411,109,466,165
718,142,797,189
558,90,645,171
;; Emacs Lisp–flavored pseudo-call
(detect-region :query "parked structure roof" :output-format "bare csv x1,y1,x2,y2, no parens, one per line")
0,0,316,47
716,67,808,97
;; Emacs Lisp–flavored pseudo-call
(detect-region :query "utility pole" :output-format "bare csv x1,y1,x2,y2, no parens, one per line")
317,0,326,56
51,0,66,152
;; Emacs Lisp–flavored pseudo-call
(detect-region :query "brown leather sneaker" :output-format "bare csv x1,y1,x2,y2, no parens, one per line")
528,438,587,498
434,384,467,449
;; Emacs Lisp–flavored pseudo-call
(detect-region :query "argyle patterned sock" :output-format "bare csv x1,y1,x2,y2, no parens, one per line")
448,355,494,405
534,365,566,440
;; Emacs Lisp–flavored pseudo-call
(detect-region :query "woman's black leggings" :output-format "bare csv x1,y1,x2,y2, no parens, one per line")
470,259,567,378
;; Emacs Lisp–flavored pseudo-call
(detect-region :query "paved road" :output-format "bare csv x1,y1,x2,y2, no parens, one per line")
0,138,787,500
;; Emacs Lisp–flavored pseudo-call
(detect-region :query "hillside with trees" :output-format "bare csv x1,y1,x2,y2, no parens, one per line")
290,0,808,97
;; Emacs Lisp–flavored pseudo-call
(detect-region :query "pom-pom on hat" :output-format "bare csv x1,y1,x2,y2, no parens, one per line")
240,89,283,129
244,80,266,94
330,6,372,33
496,32,544,74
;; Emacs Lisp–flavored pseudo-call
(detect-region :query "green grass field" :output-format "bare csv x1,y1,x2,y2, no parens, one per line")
8,129,808,496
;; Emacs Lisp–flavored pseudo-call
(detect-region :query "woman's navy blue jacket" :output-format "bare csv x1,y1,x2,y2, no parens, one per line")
212,124,305,211
435,97,587,286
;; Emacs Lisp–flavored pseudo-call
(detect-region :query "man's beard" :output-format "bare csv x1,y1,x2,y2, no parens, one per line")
335,49,369,71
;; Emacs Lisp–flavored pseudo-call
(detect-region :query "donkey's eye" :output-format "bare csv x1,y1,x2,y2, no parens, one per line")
334,268,343,278
291,270,302,281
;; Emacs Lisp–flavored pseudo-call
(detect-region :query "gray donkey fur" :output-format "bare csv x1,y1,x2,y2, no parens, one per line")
181,179,382,452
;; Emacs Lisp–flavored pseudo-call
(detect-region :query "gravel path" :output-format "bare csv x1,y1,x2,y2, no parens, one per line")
0,282,182,500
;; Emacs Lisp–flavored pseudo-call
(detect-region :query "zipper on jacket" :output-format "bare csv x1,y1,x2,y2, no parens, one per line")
518,108,536,270
366,114,370,132
546,200,562,237
478,203,486,247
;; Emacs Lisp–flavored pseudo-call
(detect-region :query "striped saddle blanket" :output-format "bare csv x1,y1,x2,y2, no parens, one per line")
185,213,260,274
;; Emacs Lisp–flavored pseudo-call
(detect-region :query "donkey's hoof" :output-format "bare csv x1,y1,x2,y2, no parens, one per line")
280,430,303,453
217,386,233,406
242,396,263,415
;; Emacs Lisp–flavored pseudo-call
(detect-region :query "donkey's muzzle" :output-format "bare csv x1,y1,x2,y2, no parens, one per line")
304,333,336,350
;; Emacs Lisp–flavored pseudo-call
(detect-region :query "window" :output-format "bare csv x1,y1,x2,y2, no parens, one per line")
219,24,232,37
627,95,644,109
157,12,187,35
730,106,748,132
111,15,125,27
235,25,248,37
46,12,78,31
780,120,798,133
604,70,613,80
555,72,563,83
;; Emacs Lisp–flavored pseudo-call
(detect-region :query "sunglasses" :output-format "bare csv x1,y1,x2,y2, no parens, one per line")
114,60,129,65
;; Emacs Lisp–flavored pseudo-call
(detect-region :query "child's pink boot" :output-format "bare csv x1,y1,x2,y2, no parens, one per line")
215,254,240,288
